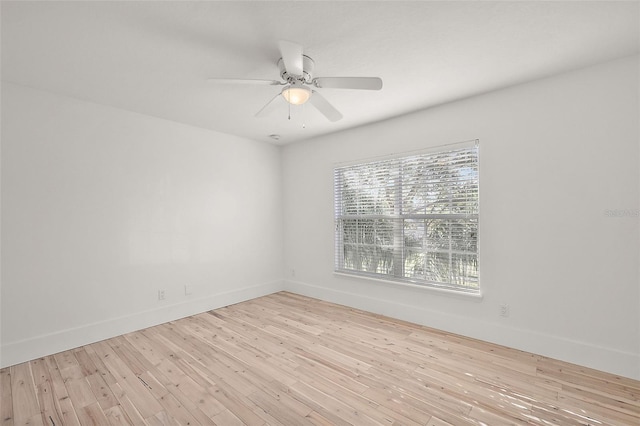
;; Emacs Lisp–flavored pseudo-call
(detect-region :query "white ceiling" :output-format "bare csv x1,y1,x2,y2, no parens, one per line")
2,1,639,145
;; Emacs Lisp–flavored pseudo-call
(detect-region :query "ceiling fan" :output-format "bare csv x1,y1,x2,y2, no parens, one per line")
208,41,383,122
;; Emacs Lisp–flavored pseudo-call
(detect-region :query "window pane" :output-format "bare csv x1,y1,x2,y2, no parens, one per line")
423,219,478,253
337,163,398,216
404,220,424,248
424,252,451,283
450,219,478,253
376,219,395,246
342,243,358,270
338,219,397,276
404,249,425,279
341,220,358,244
401,149,478,216
425,219,451,251
451,253,478,287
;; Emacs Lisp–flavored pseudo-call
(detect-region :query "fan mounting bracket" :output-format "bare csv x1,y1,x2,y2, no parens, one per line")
278,55,315,84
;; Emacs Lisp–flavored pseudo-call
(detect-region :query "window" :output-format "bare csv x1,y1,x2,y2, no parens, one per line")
334,140,479,293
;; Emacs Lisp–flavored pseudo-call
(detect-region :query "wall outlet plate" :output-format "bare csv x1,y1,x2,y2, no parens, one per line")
500,304,510,317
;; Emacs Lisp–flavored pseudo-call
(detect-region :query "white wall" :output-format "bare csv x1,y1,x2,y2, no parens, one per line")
3,56,639,380
0,83,283,367
282,56,640,379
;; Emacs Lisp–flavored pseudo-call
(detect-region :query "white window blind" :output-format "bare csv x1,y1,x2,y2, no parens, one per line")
334,141,479,292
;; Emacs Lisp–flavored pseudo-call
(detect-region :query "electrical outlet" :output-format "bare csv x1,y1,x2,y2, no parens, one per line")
291,269,296,277
500,304,510,318
184,284,192,296
158,290,165,301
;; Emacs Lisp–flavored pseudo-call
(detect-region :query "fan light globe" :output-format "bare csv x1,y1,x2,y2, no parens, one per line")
282,85,311,105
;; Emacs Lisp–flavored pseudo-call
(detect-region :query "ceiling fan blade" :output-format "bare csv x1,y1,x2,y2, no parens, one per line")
309,91,343,122
313,77,383,90
255,93,284,117
278,40,304,76
208,78,284,86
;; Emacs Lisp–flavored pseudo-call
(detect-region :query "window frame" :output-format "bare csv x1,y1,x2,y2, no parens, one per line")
333,140,480,294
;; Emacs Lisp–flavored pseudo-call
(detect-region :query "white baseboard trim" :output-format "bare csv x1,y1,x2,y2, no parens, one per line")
5,278,638,380
1,280,284,368
284,279,640,380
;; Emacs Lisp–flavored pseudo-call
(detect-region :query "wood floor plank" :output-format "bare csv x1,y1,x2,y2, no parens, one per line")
0,368,14,426
9,363,40,425
32,355,80,426
145,410,175,426
108,383,147,425
75,401,110,426
246,389,314,426
64,377,97,409
426,417,454,426
304,410,337,426
288,380,374,426
207,384,266,425
101,357,162,420
86,373,119,411
2,291,640,425
35,379,62,426
156,392,202,426
361,383,474,425
210,408,244,426
82,346,118,386
73,348,99,377
102,405,135,426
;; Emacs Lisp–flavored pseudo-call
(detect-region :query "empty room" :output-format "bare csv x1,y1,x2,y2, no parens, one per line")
1,1,639,425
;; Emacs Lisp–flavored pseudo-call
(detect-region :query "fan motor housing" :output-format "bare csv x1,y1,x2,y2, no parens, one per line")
278,55,315,83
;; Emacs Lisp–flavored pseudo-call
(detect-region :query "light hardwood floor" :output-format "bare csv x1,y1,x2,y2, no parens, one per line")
1,291,639,425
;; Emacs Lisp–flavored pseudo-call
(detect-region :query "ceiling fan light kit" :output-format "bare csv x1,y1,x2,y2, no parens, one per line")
281,83,311,105
209,40,383,123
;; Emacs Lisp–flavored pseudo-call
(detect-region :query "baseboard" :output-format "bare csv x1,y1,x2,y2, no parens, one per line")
5,278,638,380
284,279,640,380
0,280,284,368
